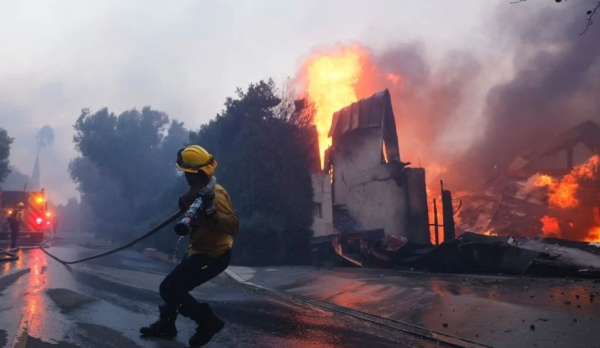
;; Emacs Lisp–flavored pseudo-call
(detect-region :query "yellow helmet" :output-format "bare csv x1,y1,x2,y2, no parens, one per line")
17,202,24,208
176,145,217,177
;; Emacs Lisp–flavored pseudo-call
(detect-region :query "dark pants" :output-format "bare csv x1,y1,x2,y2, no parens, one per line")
8,221,19,249
159,250,230,324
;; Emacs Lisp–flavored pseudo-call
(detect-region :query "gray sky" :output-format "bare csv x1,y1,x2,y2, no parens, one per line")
0,0,494,204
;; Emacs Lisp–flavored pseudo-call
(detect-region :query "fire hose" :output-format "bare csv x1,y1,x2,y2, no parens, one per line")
37,176,217,266
39,210,184,265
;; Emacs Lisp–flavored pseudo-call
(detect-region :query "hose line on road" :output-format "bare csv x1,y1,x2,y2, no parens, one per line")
39,210,183,265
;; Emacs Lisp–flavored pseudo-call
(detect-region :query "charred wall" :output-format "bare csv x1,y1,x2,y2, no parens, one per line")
311,173,334,238
330,127,429,242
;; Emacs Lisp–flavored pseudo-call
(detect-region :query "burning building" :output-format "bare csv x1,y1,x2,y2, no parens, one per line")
310,89,430,266
456,120,600,243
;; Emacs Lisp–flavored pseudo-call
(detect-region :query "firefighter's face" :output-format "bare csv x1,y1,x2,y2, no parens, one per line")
184,171,209,187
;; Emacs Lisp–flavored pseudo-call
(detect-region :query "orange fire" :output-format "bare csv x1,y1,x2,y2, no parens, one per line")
535,174,555,187
535,155,599,209
382,142,389,163
540,215,561,238
305,46,364,168
483,229,498,236
585,226,600,243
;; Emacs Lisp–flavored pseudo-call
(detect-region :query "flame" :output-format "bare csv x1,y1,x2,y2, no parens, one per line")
540,215,561,237
382,142,389,163
483,229,498,236
535,155,600,209
535,174,555,187
585,226,600,242
305,46,364,168
426,163,448,181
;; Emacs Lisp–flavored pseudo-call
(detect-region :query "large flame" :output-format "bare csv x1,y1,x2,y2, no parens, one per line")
305,46,364,168
534,155,600,241
535,155,600,208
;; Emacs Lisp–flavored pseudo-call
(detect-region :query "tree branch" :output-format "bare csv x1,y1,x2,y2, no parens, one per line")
581,1,600,36
510,0,599,36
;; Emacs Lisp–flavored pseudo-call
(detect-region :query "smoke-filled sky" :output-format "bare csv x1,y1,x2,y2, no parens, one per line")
0,0,597,204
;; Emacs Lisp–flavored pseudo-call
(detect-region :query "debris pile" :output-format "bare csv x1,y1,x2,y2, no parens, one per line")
411,232,600,278
456,121,600,244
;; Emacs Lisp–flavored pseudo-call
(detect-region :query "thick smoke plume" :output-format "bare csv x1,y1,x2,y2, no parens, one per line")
452,1,600,188
369,44,482,182
331,1,600,191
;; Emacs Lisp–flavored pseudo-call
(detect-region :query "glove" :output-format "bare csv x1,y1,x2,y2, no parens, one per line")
195,186,217,218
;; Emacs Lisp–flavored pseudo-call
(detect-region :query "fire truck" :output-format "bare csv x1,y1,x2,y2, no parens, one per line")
0,189,53,245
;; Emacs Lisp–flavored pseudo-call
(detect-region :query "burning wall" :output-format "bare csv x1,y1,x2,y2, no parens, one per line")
297,2,600,246
309,89,430,244
299,45,451,244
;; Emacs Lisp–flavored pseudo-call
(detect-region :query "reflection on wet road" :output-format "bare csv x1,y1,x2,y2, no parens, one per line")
0,238,428,348
249,266,600,348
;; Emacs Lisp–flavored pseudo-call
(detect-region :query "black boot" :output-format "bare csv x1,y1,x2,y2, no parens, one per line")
182,303,225,347
140,304,178,337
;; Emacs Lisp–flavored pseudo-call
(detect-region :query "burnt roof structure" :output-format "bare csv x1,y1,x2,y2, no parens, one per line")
536,120,600,157
328,89,400,163
507,120,600,178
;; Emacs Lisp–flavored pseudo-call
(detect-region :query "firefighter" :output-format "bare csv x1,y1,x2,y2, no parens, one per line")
7,203,25,250
140,145,239,347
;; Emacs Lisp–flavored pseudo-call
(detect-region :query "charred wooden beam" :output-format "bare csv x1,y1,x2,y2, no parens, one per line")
433,197,440,246
441,180,456,242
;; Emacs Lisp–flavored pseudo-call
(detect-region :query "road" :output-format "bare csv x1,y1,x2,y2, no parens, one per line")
235,266,600,348
0,237,434,348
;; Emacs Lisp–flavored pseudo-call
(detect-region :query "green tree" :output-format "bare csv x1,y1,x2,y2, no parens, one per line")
0,128,14,184
190,80,316,265
70,107,189,244
73,107,170,227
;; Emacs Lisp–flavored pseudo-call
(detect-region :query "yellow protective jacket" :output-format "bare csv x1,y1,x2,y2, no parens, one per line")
182,183,239,257
8,209,23,223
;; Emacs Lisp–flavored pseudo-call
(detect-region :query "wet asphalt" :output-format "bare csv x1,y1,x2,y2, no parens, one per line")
0,236,433,348
242,266,600,348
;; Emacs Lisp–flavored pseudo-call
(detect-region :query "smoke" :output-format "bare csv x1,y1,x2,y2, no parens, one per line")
326,41,485,184
342,1,600,191
2,166,30,191
453,1,600,187
371,44,482,174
